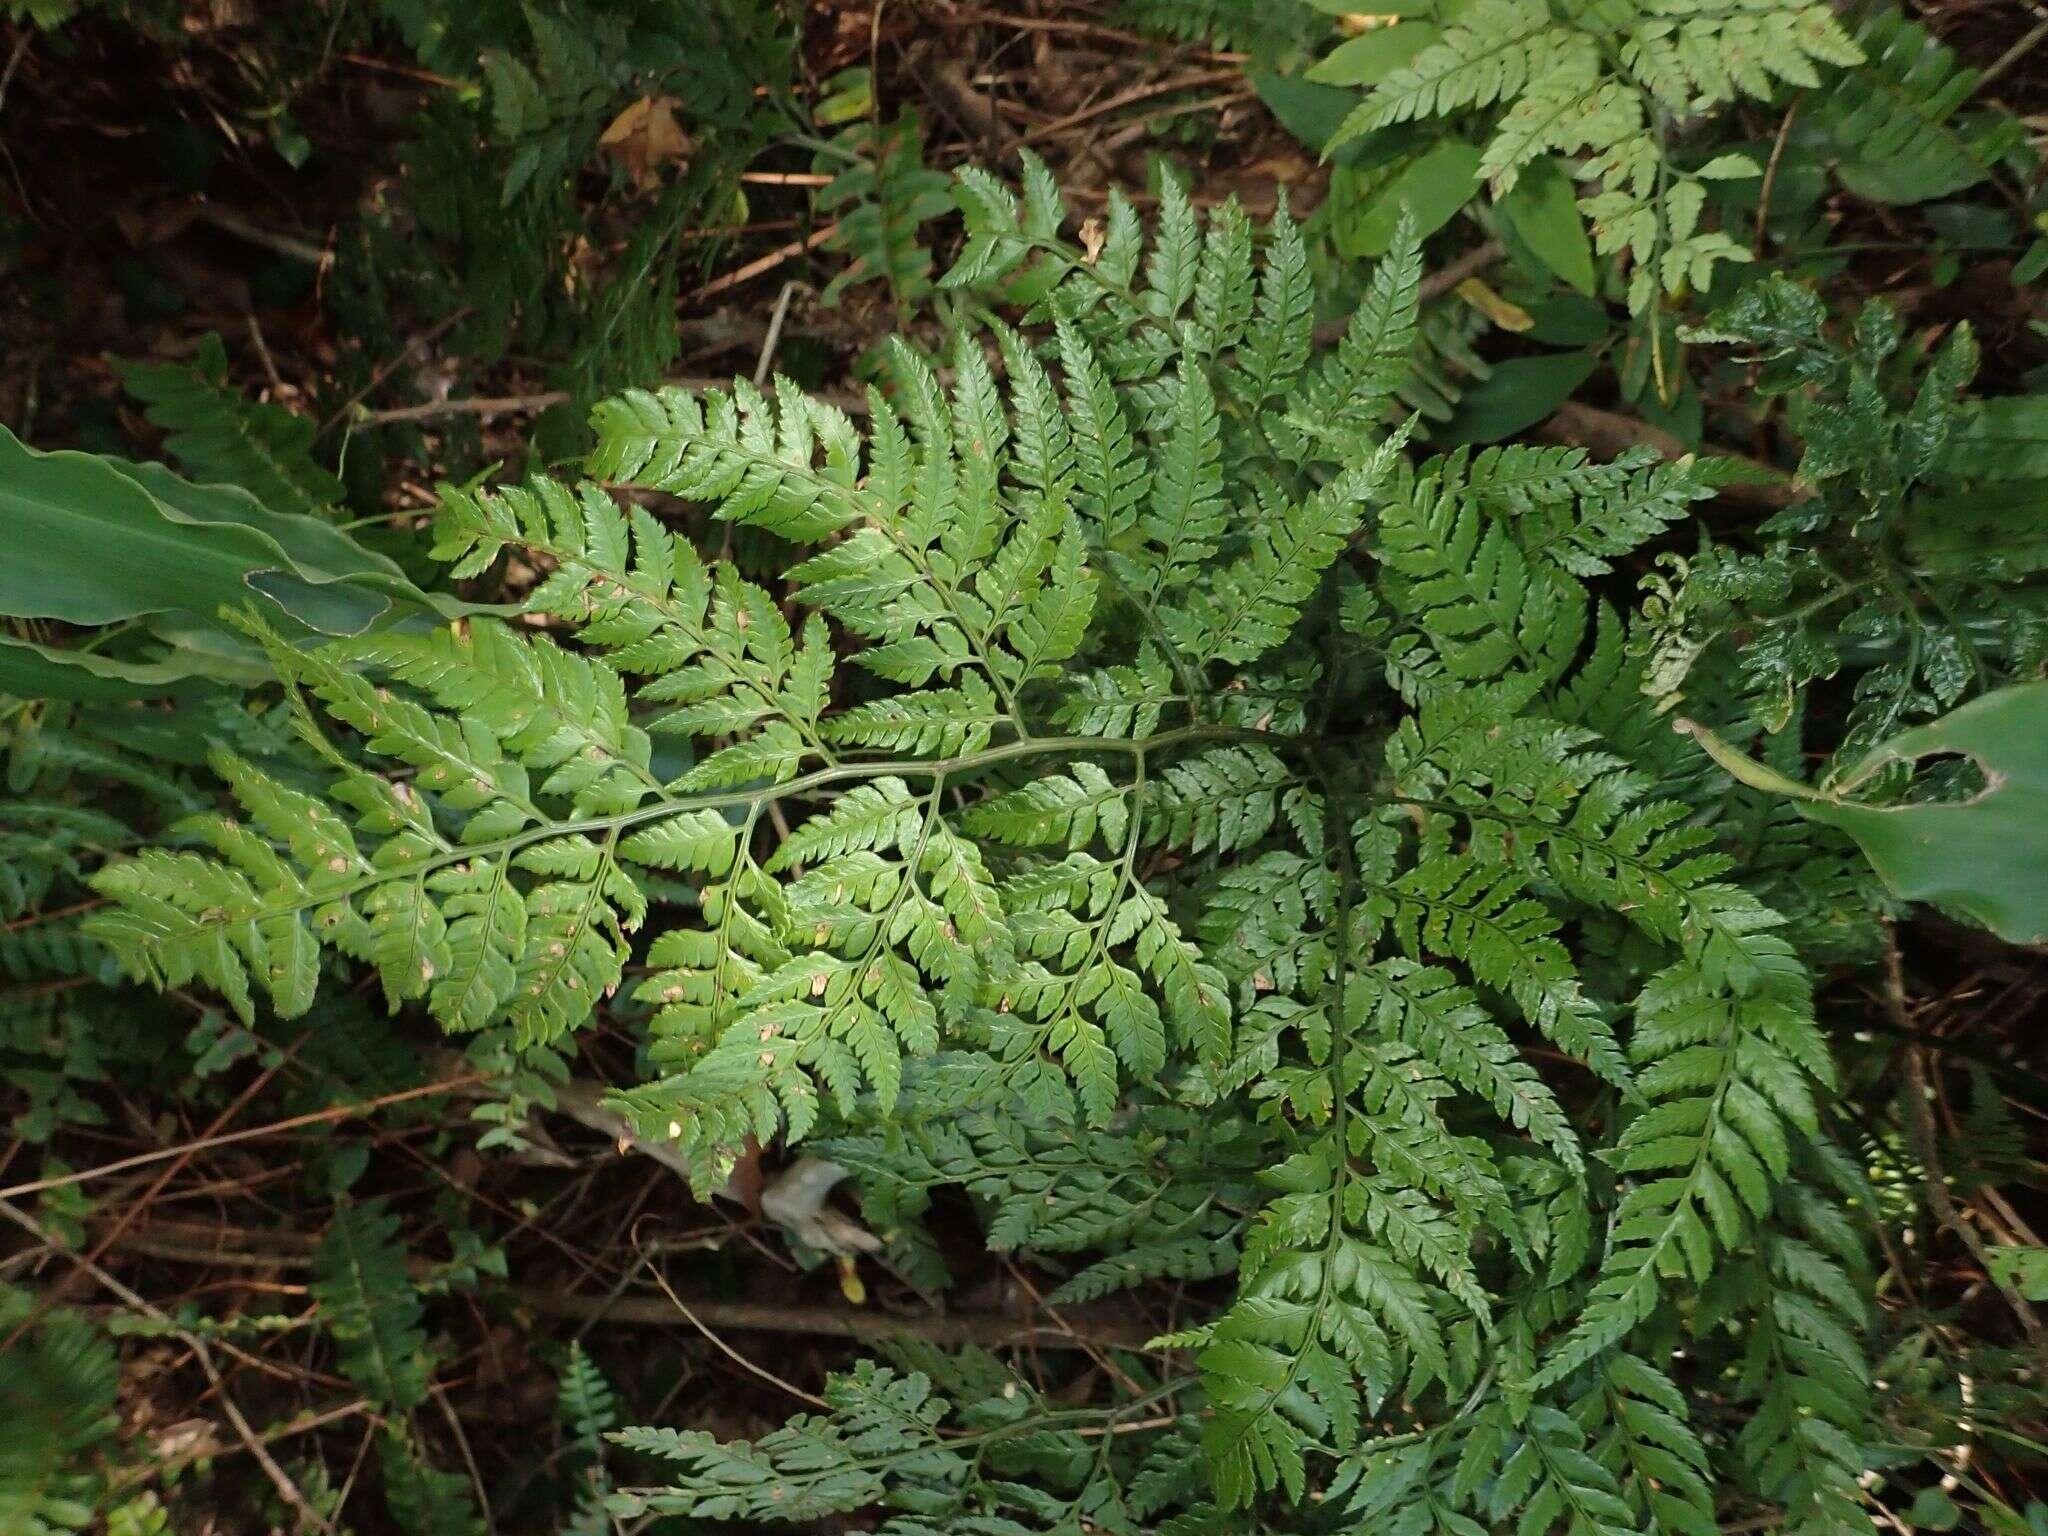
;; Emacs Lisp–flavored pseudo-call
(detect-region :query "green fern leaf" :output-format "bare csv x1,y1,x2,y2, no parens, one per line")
313,1198,431,1411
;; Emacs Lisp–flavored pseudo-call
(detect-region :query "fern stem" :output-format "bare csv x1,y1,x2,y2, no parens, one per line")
704,801,765,1034
618,1383,1187,1512
118,727,1275,947
1091,556,1211,726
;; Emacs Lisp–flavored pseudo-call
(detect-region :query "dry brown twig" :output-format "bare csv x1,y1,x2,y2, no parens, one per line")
0,1073,483,1203
0,1198,338,1534
0,1046,295,1358
90,1214,1160,1352
1013,66,1246,149
1884,933,2048,1356
688,223,840,304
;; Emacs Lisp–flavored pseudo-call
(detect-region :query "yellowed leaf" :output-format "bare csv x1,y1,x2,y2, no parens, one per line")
1455,276,1534,333
837,1253,867,1305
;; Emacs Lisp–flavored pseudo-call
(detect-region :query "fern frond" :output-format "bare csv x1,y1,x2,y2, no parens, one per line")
1165,441,1407,667
1809,9,2024,206
815,107,953,313
118,335,343,514
612,1362,956,1522
0,1287,119,1536
79,147,1905,1529
1579,1353,1717,1536
1534,936,1830,1389
1325,0,1860,311
1704,1167,1876,1533
313,1198,432,1411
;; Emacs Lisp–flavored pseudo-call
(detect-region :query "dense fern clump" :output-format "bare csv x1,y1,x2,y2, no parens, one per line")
118,336,345,516
809,71,954,318
1650,276,2048,768
0,1286,120,1534
79,156,1913,1530
1807,8,2027,207
361,0,792,400
1323,0,1863,312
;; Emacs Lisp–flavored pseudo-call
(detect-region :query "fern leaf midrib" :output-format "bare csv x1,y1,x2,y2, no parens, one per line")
514,829,621,1016
1597,1369,1696,1531
608,411,1039,732
1535,1001,1748,1392
306,656,551,829
1368,956,1580,1165
1394,511,1557,678
814,781,945,1066
870,506,1035,734
1527,1415,1628,1532
323,1205,423,1409
1346,9,1556,135
507,527,839,764
620,1393,1169,1507
1212,781,1377,1488
1032,755,1150,1112
106,728,1267,951
1408,789,1780,976
1488,72,1617,185
440,856,520,1025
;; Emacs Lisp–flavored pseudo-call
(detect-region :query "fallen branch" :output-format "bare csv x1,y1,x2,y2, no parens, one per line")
950,7,1247,61
193,204,333,270
515,1285,1163,1351
88,1216,1162,1353
0,1199,338,1534
924,58,1019,157
0,1073,483,1202
687,223,838,304
356,391,570,427
1015,67,1248,150
1886,936,2048,1357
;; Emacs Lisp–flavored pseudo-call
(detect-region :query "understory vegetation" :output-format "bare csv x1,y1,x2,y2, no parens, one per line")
2,1,2047,1532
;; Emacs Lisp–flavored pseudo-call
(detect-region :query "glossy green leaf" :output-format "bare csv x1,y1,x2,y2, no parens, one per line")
1680,684,2048,944
0,428,486,637
1434,352,1598,445
1307,25,1438,86
0,636,240,702
1498,156,1595,295
1337,140,1483,257
1249,71,1367,162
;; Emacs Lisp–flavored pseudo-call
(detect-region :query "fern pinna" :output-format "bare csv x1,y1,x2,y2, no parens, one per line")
1325,0,1863,313
90,158,1872,1531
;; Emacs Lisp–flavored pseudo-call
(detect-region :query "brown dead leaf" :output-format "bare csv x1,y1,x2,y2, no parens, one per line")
713,1134,765,1216
183,0,258,32
759,1156,882,1255
599,96,693,191
114,202,201,248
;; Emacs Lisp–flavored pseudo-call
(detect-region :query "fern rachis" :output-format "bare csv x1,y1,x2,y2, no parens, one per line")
86,156,1872,1529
